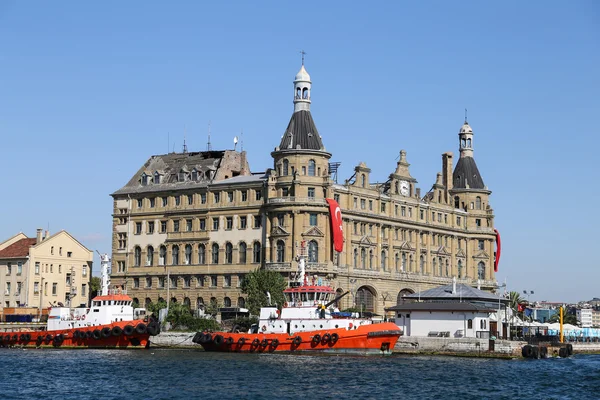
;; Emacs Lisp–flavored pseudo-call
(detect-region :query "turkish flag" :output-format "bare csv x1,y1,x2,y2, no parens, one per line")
518,304,524,312
326,198,344,252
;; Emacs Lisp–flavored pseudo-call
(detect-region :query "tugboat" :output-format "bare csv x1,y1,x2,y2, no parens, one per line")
193,255,402,355
0,254,159,349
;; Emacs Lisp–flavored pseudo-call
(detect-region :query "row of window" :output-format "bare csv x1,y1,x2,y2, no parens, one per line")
48,246,74,257
135,295,245,310
4,281,87,297
131,274,245,290
131,242,262,267
130,215,262,236
277,159,321,177
6,262,88,277
130,189,263,209
351,248,487,279
140,169,214,185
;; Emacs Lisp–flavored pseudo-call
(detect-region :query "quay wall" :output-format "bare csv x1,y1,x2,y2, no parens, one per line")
150,332,197,348
394,337,525,357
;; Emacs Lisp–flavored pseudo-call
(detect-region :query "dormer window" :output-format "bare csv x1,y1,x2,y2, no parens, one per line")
191,169,198,181
153,172,161,184
141,173,149,186
178,170,187,182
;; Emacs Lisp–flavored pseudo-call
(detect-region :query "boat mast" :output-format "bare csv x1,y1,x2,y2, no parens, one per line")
100,253,111,296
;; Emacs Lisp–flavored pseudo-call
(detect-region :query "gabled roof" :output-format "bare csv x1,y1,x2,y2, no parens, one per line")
0,238,37,258
386,302,496,313
278,110,325,151
405,283,502,302
452,156,485,190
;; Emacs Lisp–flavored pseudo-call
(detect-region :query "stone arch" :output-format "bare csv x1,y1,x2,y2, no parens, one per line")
356,285,377,313
396,288,415,305
183,297,191,308
144,297,152,308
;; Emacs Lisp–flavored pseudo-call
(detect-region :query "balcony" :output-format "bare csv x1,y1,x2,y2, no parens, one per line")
265,262,332,274
267,197,327,205
166,231,210,242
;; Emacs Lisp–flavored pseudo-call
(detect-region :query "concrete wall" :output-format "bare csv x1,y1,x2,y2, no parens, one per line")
395,310,490,338
395,336,524,356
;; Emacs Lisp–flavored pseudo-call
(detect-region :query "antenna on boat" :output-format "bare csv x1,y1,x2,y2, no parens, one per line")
96,250,111,296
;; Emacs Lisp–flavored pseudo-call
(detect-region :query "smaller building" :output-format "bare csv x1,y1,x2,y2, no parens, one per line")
386,281,507,338
577,308,593,328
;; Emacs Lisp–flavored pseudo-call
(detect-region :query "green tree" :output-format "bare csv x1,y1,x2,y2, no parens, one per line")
548,309,578,325
90,276,101,298
240,268,287,315
509,291,522,315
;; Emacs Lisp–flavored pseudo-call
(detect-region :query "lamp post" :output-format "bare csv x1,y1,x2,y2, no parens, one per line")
496,282,507,338
523,290,534,338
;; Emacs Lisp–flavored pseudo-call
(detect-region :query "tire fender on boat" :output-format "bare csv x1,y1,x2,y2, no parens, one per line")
293,336,302,346
312,334,321,345
251,338,260,347
321,333,331,344
330,333,339,345
213,335,224,346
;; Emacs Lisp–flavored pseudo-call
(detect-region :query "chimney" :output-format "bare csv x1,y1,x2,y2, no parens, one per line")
416,188,421,198
442,152,453,192
36,228,43,243
45,230,50,240
452,276,457,294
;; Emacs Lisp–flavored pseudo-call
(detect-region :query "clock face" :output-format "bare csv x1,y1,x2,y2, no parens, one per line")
400,181,409,196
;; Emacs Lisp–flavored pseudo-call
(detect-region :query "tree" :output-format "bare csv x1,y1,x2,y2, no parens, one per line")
508,291,522,315
90,276,101,298
240,268,287,315
548,308,578,325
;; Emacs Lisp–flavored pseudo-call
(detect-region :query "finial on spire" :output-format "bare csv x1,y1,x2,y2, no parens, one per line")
300,50,306,66
464,108,468,123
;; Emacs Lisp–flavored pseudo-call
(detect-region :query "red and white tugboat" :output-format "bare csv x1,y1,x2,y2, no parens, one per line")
194,255,402,355
0,254,159,349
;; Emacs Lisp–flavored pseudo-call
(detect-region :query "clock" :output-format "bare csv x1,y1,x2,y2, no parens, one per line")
400,181,409,196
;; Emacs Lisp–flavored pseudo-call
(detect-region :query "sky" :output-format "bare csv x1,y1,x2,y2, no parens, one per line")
0,1,598,303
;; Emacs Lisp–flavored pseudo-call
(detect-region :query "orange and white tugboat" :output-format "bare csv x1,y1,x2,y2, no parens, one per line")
0,254,159,349
193,255,402,355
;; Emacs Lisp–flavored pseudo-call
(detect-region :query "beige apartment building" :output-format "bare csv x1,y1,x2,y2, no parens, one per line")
110,63,498,315
0,229,93,317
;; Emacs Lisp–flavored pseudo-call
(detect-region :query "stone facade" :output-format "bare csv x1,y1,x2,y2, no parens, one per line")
110,63,497,316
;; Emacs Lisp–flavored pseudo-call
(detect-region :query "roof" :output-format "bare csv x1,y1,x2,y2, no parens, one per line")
453,156,485,189
294,65,311,82
459,122,473,134
405,283,503,302
92,294,133,301
277,110,325,151
0,238,37,258
211,173,267,186
386,302,496,313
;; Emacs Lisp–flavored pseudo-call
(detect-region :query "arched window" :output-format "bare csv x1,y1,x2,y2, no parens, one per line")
353,248,358,268
141,173,148,186
445,260,449,276
212,243,219,264
478,262,486,280
283,160,289,176
401,253,407,272
185,244,192,265
361,248,366,268
420,255,424,274
458,260,463,278
296,87,301,99
172,245,179,265
191,169,198,181
369,250,374,269
467,138,472,148
145,298,152,309
380,250,386,270
239,242,247,264
146,246,154,266
198,244,206,264
468,319,473,329
197,297,205,309
154,172,160,184
302,87,309,99
308,160,316,176
225,242,233,264
183,297,191,308
134,246,141,267
454,196,460,209
238,297,246,308
361,174,366,187
396,289,414,305
395,253,400,272
253,242,261,263
356,287,376,312
432,258,437,276
308,240,318,263
223,297,231,307
159,245,166,266
276,240,285,262
476,196,482,210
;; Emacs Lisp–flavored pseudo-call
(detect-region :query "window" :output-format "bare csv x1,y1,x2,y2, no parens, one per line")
457,260,463,278
381,251,387,270
200,193,207,204
145,277,152,288
59,247,62,256
361,199,366,209
172,245,179,265
478,262,486,279
198,244,206,264
369,200,373,211
239,242,247,263
175,195,181,206
241,191,248,201
224,275,231,287
476,196,482,210
148,221,155,234
369,250,374,269
159,246,166,266
185,244,192,265
162,197,168,207
308,159,316,176
160,221,167,233
478,240,485,250
213,217,220,230
381,202,386,213
133,278,140,288
353,197,357,208
225,243,233,264
191,169,198,181
457,216,461,226
420,210,424,220
409,207,412,218
253,242,261,263
35,262,40,275
134,247,141,266
240,216,247,229
158,277,165,288
137,199,143,208
150,198,155,208
200,218,206,230
173,220,180,232
187,194,193,205
277,213,284,227
52,283,57,295
283,160,289,175
444,214,448,224
468,319,473,329
308,240,318,263
309,213,317,226
276,240,285,262
186,219,193,232
254,215,262,228
401,206,406,217
308,187,315,198
476,219,482,227
212,243,219,264
51,247,54,255
170,276,177,288
135,222,142,235
224,297,231,307
214,192,220,203
226,217,233,230
227,192,234,202
184,276,191,288
146,246,154,266
210,275,218,287
255,190,262,201
17,262,22,275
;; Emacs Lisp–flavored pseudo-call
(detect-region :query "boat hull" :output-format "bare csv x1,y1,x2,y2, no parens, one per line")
195,322,401,355
0,320,157,349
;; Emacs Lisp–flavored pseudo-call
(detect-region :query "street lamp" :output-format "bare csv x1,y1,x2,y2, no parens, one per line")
522,290,534,337
496,282,507,338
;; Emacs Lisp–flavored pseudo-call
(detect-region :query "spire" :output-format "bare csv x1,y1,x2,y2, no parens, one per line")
453,120,485,190
293,57,311,113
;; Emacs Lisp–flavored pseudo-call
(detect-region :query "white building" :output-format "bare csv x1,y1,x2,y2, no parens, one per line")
577,308,593,328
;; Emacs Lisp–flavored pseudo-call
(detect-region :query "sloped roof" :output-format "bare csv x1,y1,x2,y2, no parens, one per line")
278,110,324,151
453,156,485,189
405,283,502,302
0,238,37,258
386,302,495,313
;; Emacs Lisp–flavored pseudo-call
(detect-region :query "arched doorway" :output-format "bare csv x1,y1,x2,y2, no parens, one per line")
356,286,376,313
396,288,415,305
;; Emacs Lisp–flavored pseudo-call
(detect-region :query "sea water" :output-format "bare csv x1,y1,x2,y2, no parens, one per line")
0,348,597,399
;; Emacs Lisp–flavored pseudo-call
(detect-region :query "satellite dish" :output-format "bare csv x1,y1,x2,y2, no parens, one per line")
234,136,239,144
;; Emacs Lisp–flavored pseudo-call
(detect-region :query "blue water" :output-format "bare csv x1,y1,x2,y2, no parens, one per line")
0,348,597,400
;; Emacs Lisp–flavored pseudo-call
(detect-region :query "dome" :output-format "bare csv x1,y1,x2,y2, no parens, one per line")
459,122,473,134
294,65,311,82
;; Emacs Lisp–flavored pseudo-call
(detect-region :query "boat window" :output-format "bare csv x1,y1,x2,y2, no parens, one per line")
308,293,314,301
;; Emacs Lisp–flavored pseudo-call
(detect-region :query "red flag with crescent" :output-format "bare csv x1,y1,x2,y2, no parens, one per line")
326,198,344,252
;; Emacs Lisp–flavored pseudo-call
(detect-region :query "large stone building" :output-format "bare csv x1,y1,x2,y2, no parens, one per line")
0,229,93,318
110,62,497,315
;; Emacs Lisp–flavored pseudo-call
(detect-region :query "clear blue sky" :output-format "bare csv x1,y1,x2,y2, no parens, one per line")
0,1,598,303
